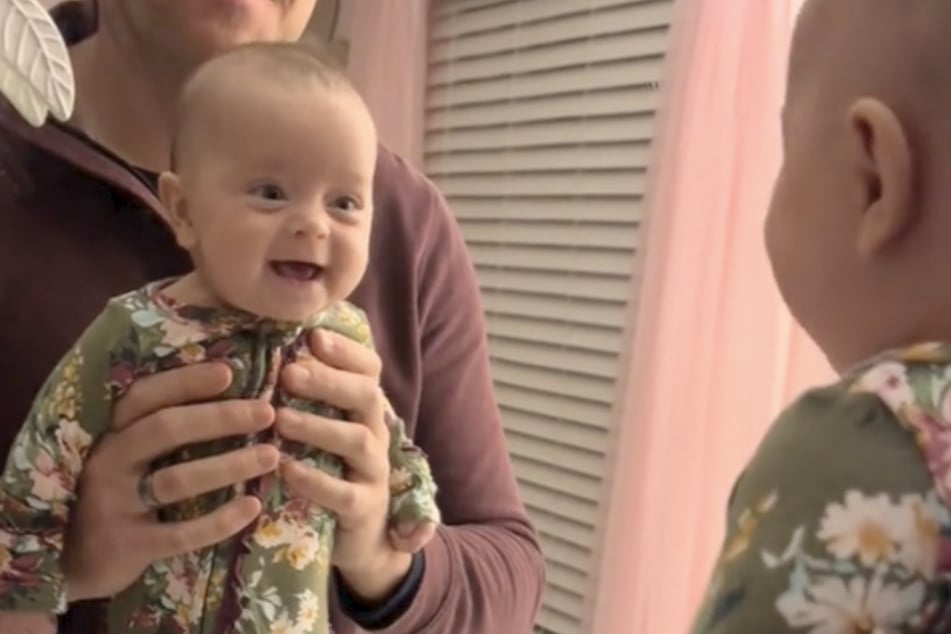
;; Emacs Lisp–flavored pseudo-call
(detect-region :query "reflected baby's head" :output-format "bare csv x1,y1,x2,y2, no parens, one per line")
765,0,951,371
159,41,378,323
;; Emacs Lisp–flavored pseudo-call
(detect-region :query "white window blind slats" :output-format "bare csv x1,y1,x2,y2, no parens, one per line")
426,114,655,153
429,30,667,85
531,506,596,550
428,144,653,177
429,2,670,60
501,407,609,454
425,1,672,630
505,433,605,481
493,360,619,403
520,480,599,529
490,338,618,382
427,59,660,109
438,170,644,197
431,0,511,18
494,382,613,429
477,268,632,305
431,0,647,34
486,314,621,355
540,585,586,626
462,219,638,248
536,605,586,634
519,446,601,492
469,243,634,275
547,565,589,610
540,533,592,577
427,86,657,130
483,291,627,328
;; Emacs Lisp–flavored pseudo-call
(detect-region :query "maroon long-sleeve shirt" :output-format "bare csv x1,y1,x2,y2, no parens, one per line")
0,11,544,633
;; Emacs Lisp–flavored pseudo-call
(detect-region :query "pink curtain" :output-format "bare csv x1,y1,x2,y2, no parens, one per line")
340,0,431,169
588,1,825,632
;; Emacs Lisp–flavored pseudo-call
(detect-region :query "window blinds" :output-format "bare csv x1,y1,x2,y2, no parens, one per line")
424,1,674,631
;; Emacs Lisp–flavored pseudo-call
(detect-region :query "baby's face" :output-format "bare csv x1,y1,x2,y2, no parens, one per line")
763,98,854,360
167,80,378,322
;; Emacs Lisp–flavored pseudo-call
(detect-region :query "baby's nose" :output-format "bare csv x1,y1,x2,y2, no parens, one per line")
292,205,331,237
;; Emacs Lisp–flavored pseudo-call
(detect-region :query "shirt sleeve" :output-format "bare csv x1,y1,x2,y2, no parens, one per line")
0,304,126,614
689,384,951,634
334,551,425,630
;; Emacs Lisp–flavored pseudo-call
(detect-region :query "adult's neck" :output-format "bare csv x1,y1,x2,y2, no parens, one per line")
68,10,190,172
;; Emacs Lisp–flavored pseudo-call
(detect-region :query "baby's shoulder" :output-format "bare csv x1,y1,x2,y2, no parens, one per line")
757,380,914,474
706,356,951,634
741,349,951,513
847,343,951,419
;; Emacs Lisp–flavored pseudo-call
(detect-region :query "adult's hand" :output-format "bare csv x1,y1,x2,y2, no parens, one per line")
276,330,411,603
62,363,279,602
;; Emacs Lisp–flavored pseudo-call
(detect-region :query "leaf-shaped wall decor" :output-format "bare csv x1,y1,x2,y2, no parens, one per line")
0,0,74,127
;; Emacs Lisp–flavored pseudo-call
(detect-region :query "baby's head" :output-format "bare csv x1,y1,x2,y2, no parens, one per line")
766,0,951,371
159,41,377,323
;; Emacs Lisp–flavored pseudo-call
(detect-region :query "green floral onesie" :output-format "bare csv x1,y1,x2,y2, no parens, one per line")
689,342,951,633
0,280,440,634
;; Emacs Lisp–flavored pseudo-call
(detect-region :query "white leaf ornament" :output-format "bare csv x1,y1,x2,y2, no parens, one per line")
0,0,74,127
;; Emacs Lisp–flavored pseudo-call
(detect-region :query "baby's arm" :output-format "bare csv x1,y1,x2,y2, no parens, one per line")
314,303,441,552
689,384,951,634
0,306,125,618
382,401,440,553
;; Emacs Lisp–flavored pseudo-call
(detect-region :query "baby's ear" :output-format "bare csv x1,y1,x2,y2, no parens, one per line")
157,171,198,250
848,97,915,257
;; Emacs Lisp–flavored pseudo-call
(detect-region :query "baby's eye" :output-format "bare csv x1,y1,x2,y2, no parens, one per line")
330,196,361,214
251,183,287,202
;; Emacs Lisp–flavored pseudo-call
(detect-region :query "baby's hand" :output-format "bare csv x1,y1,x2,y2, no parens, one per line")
0,611,56,634
388,520,437,554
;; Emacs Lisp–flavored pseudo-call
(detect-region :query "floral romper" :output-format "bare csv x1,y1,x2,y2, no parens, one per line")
0,280,441,634
689,343,951,633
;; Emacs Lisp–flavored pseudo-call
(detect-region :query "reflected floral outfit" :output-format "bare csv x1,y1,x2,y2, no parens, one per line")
690,343,951,633
0,280,440,634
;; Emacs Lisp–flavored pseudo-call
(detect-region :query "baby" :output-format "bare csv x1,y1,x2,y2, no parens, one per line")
0,43,439,634
690,1,951,632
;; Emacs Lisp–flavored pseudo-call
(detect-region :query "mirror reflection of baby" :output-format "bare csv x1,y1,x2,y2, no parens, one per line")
690,1,951,631
0,42,439,634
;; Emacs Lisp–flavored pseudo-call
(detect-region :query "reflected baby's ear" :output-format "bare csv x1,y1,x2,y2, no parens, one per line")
157,171,198,250
847,97,915,258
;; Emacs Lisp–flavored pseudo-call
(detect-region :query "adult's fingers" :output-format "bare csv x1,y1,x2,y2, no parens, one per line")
110,399,275,468
281,460,362,518
147,444,281,509
113,362,233,429
308,329,382,378
282,360,381,413
144,495,263,561
276,409,388,481
281,362,387,436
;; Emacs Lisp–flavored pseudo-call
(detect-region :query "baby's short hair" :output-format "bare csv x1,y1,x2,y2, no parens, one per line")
169,39,353,171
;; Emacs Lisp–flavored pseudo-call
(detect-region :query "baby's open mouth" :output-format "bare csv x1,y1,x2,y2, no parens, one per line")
270,260,324,281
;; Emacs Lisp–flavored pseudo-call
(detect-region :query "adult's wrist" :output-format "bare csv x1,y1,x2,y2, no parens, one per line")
336,550,413,605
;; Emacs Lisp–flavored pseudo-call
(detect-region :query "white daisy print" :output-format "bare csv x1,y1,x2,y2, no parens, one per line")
817,492,909,567
776,574,925,634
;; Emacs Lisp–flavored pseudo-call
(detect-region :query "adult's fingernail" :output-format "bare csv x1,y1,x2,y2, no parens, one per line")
397,522,416,537
317,330,334,352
